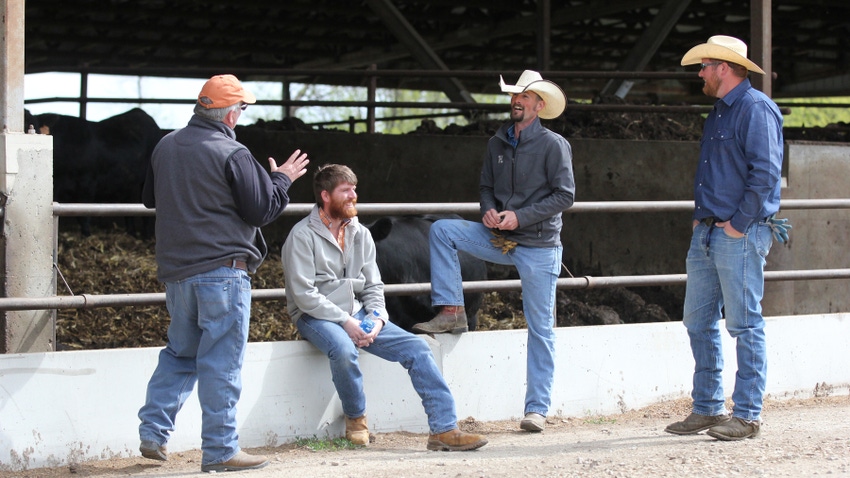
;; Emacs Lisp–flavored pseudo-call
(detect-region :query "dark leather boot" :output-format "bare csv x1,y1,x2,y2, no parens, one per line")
411,306,468,334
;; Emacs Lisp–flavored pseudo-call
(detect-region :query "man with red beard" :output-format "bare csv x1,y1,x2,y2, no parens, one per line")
281,164,488,452
666,36,784,441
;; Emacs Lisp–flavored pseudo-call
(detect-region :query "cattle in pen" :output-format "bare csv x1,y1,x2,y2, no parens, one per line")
366,214,488,332
35,108,163,236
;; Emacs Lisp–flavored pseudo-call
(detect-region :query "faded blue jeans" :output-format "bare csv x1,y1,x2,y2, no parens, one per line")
138,266,251,466
430,219,561,417
296,308,459,434
683,220,773,421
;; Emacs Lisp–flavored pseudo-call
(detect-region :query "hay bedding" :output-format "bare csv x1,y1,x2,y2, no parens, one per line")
54,229,678,350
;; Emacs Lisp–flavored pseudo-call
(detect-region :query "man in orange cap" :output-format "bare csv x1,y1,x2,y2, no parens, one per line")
138,74,310,471
665,36,784,441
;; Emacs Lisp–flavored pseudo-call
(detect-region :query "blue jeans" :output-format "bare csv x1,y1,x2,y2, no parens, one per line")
297,309,459,434
138,266,252,466
430,219,561,417
683,220,773,421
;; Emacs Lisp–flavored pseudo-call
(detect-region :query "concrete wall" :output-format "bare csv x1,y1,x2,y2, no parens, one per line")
238,130,849,316
766,143,850,314
1,313,848,471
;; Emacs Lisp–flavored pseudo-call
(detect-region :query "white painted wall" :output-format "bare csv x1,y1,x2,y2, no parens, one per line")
1,313,848,471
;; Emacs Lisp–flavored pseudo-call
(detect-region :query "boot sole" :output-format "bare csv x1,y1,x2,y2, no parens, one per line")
411,326,468,334
706,428,760,441
140,449,167,461
201,461,269,472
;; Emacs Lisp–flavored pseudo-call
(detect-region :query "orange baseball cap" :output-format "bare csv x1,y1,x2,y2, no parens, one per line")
197,74,257,109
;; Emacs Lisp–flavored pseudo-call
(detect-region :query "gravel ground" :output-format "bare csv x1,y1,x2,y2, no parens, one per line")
6,395,848,478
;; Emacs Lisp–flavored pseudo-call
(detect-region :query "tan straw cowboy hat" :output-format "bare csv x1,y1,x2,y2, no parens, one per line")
499,70,567,119
680,35,765,74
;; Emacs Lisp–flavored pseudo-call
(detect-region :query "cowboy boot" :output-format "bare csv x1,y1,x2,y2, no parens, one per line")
345,415,370,446
411,306,468,334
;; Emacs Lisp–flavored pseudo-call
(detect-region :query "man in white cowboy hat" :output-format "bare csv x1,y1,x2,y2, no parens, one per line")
412,70,575,432
665,36,784,441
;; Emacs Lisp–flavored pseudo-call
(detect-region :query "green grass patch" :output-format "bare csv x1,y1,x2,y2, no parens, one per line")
583,415,618,425
294,435,361,451
778,96,850,128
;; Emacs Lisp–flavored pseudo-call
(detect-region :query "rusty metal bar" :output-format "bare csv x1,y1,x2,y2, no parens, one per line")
27,67,700,81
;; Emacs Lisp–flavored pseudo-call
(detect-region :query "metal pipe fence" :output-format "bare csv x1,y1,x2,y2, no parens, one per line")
0,199,848,312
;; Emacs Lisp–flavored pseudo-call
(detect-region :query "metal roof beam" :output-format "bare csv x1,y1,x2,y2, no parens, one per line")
364,0,474,104
600,0,692,99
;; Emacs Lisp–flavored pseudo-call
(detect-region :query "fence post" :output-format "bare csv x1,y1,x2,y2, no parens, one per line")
1,132,56,353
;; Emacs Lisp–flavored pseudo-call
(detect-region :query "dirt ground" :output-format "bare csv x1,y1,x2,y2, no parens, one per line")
6,395,847,478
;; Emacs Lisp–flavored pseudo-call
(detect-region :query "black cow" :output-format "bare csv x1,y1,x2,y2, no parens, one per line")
366,214,487,332
36,108,163,236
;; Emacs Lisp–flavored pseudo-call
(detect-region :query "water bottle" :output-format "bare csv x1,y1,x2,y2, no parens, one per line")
360,310,378,333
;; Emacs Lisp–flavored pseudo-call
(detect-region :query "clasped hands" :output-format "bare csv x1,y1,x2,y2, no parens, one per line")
344,317,381,348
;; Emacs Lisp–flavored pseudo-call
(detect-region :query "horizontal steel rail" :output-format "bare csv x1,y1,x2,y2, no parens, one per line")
47,198,850,218
2,270,850,312
0,199,848,312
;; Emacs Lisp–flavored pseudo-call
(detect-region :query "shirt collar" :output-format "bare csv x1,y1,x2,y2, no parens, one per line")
319,207,351,250
506,124,518,147
720,78,752,107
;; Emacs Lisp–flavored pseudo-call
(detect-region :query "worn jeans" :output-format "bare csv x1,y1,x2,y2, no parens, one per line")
430,219,561,417
296,308,459,434
683,220,772,421
138,266,252,466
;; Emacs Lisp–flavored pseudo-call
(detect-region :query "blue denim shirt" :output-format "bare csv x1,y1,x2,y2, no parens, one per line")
693,78,784,233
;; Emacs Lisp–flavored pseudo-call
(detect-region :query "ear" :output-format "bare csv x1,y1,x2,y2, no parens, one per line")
320,189,331,205
535,99,546,113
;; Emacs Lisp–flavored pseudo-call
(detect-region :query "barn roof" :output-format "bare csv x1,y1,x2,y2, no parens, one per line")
22,0,850,103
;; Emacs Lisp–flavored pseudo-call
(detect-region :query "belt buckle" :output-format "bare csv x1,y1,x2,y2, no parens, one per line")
703,217,716,227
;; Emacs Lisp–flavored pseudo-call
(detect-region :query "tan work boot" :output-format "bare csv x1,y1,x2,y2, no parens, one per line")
427,428,488,451
345,415,370,445
411,306,468,334
200,451,269,472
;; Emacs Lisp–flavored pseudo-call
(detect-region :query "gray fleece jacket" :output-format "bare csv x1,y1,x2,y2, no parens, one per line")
281,205,389,325
480,117,575,247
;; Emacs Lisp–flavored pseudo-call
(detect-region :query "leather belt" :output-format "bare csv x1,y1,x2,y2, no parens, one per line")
700,217,722,227
223,259,248,271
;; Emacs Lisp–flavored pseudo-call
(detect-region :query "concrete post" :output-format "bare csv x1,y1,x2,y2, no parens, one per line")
1,132,55,353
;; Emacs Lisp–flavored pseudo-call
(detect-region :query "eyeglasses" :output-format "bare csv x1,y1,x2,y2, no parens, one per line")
240,103,248,111
700,62,723,70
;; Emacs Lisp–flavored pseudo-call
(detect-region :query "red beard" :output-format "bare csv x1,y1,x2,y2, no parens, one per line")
329,197,358,219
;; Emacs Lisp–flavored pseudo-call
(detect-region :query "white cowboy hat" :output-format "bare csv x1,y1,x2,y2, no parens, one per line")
680,35,765,74
499,70,567,119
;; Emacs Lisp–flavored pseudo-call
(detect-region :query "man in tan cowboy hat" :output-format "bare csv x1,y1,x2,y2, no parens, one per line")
665,36,784,441
412,70,575,433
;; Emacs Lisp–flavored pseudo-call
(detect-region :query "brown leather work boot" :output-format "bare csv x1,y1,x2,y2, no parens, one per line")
345,415,370,445
707,417,761,441
200,451,269,472
411,306,468,334
665,412,730,435
427,428,488,451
